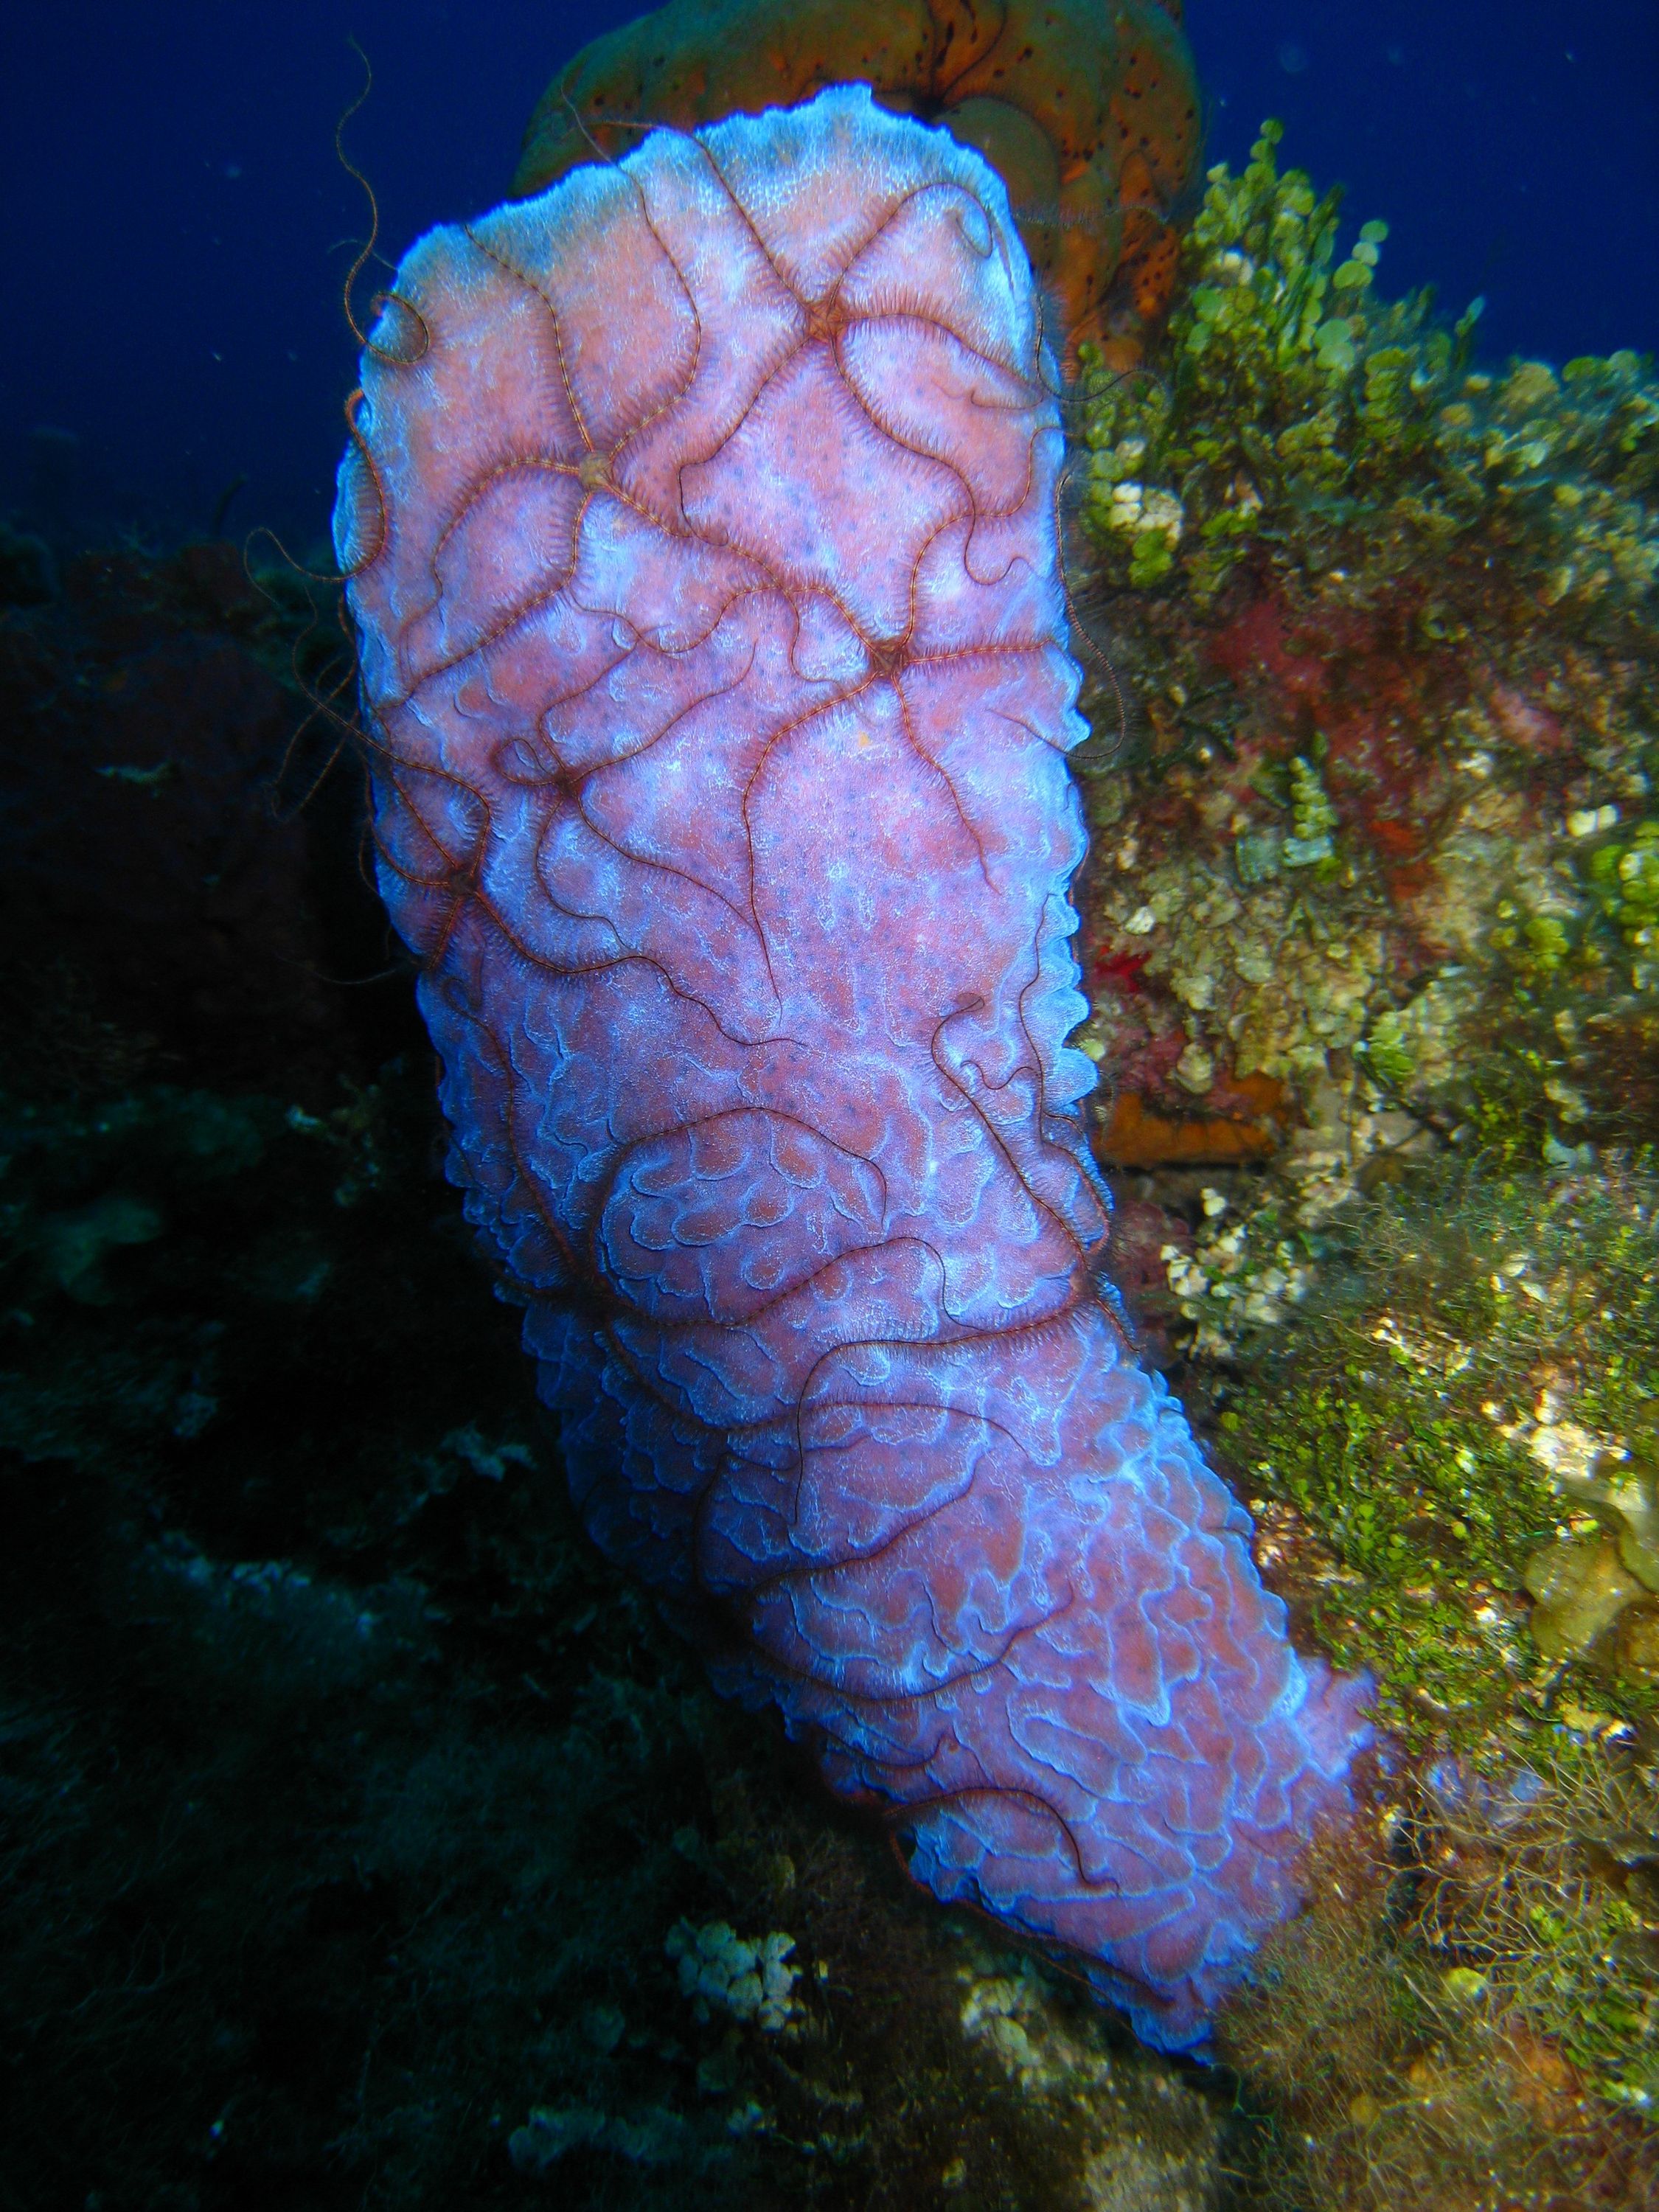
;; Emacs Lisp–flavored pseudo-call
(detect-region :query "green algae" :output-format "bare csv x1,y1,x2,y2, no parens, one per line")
1586,815,1659,985
1206,1146,1659,1739
1216,1745,1659,2206
1076,122,1659,630
1175,1144,1659,2186
1283,752,1340,870
1065,112,1659,2205
1072,110,1659,1188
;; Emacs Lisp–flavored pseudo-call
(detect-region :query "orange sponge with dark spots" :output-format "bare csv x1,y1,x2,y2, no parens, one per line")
512,0,1200,353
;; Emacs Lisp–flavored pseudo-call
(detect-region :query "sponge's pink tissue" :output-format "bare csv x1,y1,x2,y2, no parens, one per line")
335,86,1370,2050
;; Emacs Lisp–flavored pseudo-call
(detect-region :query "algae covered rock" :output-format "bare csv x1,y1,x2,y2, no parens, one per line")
1075,122,1658,619
1054,111,1659,2211
1524,1436,1659,1658
1525,1534,1649,1659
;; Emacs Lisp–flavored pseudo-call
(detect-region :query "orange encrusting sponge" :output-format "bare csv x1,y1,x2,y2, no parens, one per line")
512,0,1201,355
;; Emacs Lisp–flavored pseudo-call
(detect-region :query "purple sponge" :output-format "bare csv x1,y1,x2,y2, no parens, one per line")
335,86,1369,2049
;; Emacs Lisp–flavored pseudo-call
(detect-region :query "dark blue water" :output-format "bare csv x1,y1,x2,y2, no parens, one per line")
3,0,1656,549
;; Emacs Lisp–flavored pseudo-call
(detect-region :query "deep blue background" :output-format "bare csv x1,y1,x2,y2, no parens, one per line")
2,1,1655,551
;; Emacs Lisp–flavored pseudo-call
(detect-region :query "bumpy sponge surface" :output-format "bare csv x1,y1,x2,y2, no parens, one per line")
336,87,1368,2050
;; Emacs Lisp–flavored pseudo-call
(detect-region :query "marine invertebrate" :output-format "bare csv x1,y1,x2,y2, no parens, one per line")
512,0,1200,355
335,86,1367,2050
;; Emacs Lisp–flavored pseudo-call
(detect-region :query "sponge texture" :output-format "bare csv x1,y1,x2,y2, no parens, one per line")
336,88,1368,2049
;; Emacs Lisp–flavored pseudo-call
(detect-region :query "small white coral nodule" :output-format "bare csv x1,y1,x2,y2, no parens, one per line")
666,1920,801,2033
